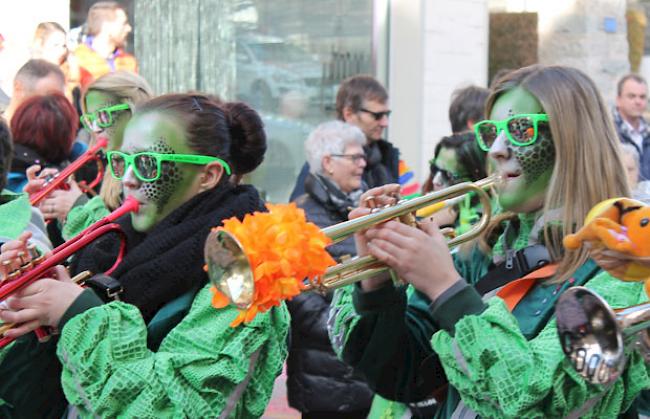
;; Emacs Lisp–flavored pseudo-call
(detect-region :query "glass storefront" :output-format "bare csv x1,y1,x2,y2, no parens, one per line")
231,0,376,203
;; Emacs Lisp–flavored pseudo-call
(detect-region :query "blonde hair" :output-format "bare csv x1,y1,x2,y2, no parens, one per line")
485,65,630,282
32,22,65,47
83,71,154,210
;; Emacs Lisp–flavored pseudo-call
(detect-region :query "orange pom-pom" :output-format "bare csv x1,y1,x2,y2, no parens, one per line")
209,203,337,326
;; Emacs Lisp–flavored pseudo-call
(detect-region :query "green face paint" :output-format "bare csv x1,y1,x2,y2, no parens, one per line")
488,87,555,213
432,147,470,189
84,90,131,150
120,111,204,232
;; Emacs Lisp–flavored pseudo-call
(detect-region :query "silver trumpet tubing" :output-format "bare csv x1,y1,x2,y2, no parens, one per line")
555,286,650,384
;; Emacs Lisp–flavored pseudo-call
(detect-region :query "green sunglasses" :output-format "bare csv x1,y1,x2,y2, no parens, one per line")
106,150,232,182
474,113,549,152
80,103,131,133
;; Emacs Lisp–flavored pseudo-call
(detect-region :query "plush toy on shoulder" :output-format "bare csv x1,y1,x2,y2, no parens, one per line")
564,197,650,292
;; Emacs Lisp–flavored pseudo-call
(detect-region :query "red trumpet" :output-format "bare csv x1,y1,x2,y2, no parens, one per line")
29,137,109,207
0,196,139,348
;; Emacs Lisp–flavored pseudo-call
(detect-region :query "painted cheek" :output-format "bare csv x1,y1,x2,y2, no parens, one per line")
512,131,555,186
141,161,183,210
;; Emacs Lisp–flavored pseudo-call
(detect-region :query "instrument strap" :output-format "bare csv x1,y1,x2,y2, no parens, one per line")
495,263,559,311
474,244,552,296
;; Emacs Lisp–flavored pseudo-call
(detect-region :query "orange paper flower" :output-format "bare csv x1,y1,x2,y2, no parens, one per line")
210,203,336,326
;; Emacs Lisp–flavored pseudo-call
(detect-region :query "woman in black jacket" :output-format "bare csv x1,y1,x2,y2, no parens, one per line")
290,120,372,419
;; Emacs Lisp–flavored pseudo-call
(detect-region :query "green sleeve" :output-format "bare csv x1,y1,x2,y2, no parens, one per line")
328,283,445,402
57,283,290,418
431,272,650,418
61,196,110,240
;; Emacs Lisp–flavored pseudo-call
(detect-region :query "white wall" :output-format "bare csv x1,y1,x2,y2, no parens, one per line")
388,0,489,184
0,0,70,95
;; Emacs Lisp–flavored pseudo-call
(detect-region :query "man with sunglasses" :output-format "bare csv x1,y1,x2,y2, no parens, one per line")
290,75,401,201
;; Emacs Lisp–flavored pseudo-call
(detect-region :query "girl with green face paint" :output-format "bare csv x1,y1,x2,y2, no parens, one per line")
24,71,154,246
329,65,644,419
0,95,290,417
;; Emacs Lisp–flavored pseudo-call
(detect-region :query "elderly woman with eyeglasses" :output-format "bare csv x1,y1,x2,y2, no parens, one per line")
287,120,374,419
24,71,153,238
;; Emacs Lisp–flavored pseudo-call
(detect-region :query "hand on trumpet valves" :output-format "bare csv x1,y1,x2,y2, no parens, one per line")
23,165,59,195
0,232,36,278
39,181,83,221
0,265,82,339
357,213,462,300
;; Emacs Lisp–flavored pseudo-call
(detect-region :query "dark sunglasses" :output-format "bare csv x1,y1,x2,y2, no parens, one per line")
474,113,549,152
359,108,392,121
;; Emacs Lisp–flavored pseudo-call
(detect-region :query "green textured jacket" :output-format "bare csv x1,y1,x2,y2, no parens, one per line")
61,195,110,240
0,283,289,418
329,245,650,418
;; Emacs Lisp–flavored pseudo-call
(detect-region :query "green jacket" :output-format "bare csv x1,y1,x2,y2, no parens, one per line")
61,195,110,240
0,190,51,251
329,222,650,418
0,283,289,418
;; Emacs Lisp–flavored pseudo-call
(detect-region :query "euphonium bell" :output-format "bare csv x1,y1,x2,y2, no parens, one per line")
205,176,496,310
556,286,650,384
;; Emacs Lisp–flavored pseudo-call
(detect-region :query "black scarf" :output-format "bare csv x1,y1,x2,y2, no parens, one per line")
304,173,362,220
363,141,391,188
71,183,265,322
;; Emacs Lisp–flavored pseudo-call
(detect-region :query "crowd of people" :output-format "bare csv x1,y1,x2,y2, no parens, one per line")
0,2,649,418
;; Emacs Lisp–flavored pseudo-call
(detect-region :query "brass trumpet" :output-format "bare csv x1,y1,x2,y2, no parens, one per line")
556,286,650,385
205,176,496,309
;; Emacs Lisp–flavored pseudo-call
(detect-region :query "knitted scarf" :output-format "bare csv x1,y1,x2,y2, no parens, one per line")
303,173,363,220
71,183,265,322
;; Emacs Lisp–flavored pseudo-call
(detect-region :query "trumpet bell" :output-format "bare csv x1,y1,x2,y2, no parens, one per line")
556,287,625,384
204,229,254,310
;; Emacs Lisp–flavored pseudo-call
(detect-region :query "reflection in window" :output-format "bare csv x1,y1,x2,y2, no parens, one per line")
227,0,374,203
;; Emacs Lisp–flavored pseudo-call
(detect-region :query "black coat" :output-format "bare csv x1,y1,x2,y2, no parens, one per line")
287,174,373,413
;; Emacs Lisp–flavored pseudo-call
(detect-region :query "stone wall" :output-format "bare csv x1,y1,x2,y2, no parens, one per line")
490,0,629,108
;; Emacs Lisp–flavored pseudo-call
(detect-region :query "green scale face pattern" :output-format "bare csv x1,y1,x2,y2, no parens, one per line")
487,88,555,213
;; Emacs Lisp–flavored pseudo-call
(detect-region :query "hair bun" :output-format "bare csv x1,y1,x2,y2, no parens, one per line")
223,102,266,175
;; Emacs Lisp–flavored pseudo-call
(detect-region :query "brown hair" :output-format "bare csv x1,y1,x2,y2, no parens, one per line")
448,85,489,134
335,75,388,120
14,59,65,93
484,65,630,282
86,1,126,36
136,94,267,177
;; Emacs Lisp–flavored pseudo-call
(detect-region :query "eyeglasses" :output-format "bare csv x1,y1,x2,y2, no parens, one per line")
80,103,131,133
474,113,549,152
331,153,367,164
106,150,231,182
359,108,392,121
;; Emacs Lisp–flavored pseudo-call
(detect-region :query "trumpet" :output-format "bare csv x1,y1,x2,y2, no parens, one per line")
556,286,650,385
205,176,496,310
29,137,108,207
0,195,139,348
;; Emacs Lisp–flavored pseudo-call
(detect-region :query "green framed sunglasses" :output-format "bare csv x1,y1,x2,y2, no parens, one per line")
106,150,232,182
474,113,549,152
80,103,131,133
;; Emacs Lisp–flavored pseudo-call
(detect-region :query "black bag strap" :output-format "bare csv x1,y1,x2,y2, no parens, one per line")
474,244,551,296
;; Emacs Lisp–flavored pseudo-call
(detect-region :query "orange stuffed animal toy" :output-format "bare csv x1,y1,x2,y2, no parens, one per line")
563,197,650,294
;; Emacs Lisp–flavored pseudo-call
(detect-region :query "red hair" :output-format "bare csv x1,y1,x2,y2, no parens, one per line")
10,92,77,164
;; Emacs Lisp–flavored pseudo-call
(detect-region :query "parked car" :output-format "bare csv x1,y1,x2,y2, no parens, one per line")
235,34,323,111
